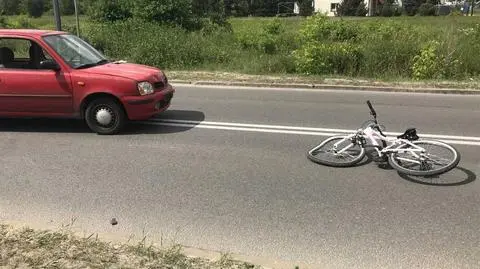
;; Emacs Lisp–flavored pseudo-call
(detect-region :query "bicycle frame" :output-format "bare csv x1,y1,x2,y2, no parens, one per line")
332,126,427,165
308,100,459,174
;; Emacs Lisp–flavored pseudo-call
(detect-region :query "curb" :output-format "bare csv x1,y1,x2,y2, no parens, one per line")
170,80,480,95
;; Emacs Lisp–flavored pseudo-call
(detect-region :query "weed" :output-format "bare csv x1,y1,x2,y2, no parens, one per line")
4,14,480,81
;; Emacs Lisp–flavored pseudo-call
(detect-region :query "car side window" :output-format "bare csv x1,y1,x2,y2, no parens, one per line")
0,37,55,70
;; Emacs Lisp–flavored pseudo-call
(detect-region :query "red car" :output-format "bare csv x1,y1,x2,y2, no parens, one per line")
0,29,175,135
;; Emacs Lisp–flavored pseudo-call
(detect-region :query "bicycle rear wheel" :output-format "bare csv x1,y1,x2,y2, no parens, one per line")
388,140,461,176
307,135,366,167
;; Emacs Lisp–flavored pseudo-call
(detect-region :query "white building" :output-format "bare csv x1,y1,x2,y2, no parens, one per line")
294,0,385,17
314,0,344,16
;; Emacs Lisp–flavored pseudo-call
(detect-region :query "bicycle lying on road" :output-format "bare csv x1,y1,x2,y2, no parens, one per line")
307,100,461,177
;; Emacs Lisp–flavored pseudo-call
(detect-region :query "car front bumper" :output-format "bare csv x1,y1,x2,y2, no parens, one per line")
121,84,175,121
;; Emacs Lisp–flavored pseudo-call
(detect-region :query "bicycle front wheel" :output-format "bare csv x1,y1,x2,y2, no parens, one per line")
388,140,461,176
307,135,366,167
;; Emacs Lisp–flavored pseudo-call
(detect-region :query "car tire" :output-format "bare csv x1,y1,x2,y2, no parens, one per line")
85,97,126,135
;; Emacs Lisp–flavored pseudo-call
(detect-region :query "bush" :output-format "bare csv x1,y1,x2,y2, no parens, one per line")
452,23,480,78
418,3,437,16
299,13,361,42
402,0,423,15
356,2,368,16
411,40,463,80
337,0,367,16
39,13,480,80
9,15,35,29
394,6,403,16
26,0,44,18
380,5,395,17
297,0,314,16
0,0,22,15
411,41,443,80
82,19,238,70
0,16,9,28
60,0,75,15
236,18,296,54
293,41,362,75
131,0,202,31
86,0,132,22
354,20,425,78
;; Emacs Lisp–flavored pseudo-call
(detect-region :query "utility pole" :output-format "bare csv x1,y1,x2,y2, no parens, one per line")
52,0,62,31
74,0,80,36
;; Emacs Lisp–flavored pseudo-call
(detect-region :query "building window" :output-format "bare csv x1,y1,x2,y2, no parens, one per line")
330,3,339,12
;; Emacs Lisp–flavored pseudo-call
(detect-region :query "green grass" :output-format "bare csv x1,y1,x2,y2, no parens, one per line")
229,16,305,32
0,223,262,269
3,14,480,82
3,14,84,30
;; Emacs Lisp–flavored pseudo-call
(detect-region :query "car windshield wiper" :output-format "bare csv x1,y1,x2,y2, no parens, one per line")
96,59,109,65
75,59,110,69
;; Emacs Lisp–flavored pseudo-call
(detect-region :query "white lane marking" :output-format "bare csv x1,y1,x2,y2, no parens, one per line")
149,119,480,142
140,120,480,146
140,121,342,136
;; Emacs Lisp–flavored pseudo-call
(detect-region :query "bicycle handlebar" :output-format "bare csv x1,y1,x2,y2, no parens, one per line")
366,100,377,118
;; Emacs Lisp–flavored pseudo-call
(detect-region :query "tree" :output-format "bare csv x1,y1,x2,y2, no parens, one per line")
297,0,314,16
377,0,396,16
131,0,201,30
43,0,52,12
225,0,249,16
418,2,436,15
337,0,367,16
60,0,75,15
85,0,132,22
0,0,22,15
225,0,283,17
402,0,424,15
192,0,224,16
192,0,228,25
26,0,44,18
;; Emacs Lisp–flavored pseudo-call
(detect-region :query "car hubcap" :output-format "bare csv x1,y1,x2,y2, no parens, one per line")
95,107,114,126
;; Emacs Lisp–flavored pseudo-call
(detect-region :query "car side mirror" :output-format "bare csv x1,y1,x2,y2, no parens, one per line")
39,59,60,71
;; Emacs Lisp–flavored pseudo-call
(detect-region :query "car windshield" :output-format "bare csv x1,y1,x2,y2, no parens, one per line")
43,34,109,69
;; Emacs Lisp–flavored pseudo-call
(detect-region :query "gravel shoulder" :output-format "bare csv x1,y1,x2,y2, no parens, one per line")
167,70,480,93
0,223,264,269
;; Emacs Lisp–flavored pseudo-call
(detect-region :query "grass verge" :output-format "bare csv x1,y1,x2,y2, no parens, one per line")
3,15,480,87
0,223,262,269
166,70,480,90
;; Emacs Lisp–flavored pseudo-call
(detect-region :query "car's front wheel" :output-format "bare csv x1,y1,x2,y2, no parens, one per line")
85,97,126,135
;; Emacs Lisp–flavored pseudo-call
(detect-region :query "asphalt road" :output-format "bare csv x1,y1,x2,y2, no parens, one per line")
1,85,480,269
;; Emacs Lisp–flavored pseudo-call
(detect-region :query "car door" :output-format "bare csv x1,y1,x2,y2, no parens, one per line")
0,36,73,114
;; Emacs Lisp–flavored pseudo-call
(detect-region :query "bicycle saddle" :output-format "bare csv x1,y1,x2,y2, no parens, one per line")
397,128,419,141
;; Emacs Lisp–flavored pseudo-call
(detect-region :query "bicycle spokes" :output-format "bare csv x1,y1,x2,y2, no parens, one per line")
307,101,460,177
388,140,460,176
307,136,366,167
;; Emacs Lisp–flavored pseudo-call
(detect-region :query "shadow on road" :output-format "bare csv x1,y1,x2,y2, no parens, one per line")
124,110,206,135
0,117,90,133
0,110,205,135
369,157,476,186
398,166,476,186
153,110,205,121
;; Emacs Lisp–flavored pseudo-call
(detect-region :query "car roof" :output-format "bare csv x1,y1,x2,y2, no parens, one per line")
0,29,67,38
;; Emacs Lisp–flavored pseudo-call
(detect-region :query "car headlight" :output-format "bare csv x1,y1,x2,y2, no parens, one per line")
138,82,154,96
